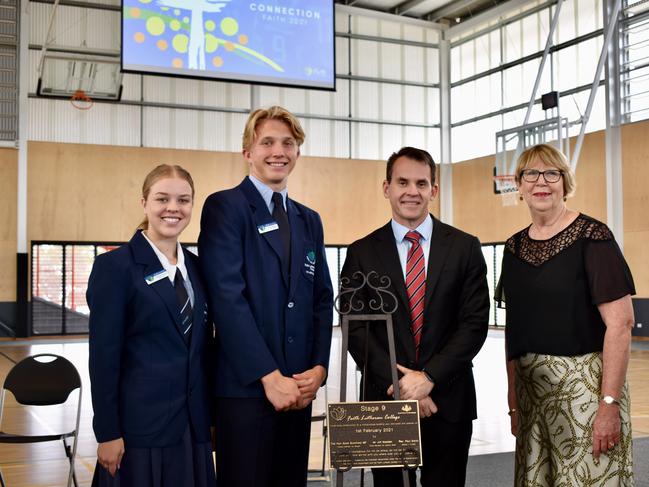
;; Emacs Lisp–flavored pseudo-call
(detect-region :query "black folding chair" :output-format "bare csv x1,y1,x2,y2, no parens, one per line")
0,353,82,487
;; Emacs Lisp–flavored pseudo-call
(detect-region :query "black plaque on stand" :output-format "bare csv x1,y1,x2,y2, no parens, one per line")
328,400,422,470
331,271,420,487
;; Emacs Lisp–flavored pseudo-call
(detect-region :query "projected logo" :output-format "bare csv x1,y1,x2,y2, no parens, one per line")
123,0,284,73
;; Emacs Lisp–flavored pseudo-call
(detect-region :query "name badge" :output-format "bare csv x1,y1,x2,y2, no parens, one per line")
144,269,168,285
258,222,279,234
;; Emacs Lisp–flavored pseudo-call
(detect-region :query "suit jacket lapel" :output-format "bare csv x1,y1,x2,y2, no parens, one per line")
374,223,408,309
424,216,452,310
184,249,206,356
287,199,304,300
130,231,186,341
239,178,289,288
374,223,417,361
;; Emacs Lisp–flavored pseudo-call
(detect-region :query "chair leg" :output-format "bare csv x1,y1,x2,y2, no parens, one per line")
62,438,78,487
321,423,327,477
0,467,6,487
71,434,80,487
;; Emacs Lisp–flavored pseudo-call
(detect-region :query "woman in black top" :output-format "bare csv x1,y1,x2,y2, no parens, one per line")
497,144,635,486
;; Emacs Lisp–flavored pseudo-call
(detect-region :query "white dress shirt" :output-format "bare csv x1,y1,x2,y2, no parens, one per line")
248,174,288,213
141,231,194,307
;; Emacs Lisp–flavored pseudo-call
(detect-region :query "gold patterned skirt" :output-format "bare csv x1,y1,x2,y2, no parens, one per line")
514,353,634,487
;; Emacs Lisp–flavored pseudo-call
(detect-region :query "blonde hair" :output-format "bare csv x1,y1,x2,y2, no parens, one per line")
514,143,576,197
242,106,305,150
138,164,195,230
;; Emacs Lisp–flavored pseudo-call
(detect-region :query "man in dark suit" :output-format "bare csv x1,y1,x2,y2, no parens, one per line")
341,146,489,487
198,106,334,487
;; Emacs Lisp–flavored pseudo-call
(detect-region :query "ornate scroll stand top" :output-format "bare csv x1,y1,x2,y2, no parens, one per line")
335,270,399,316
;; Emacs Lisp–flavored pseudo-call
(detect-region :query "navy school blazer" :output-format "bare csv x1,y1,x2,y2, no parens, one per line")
198,177,334,398
87,230,212,448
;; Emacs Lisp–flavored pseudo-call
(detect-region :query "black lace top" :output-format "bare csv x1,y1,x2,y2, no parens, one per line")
496,213,635,360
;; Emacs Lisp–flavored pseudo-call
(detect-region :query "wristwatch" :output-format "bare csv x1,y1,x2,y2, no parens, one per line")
601,395,620,406
421,369,434,384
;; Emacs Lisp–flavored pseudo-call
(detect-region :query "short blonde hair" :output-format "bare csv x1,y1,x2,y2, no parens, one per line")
242,106,305,150
514,143,576,197
138,164,194,230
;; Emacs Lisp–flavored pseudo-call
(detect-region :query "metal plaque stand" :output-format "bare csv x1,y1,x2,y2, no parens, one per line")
333,271,415,487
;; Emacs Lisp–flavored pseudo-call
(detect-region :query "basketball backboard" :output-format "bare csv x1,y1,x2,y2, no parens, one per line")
37,51,123,101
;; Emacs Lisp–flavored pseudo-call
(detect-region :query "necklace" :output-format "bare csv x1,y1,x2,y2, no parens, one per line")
530,206,568,239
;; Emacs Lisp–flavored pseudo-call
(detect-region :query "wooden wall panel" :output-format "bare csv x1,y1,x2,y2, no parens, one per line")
26,142,413,246
623,231,649,299
622,121,649,234
290,157,391,244
452,155,530,243
27,142,246,243
0,148,17,301
291,159,440,244
571,131,608,224
621,121,649,297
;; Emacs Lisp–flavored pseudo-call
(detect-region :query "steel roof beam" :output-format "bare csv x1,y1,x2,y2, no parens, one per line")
426,0,477,22
392,0,429,16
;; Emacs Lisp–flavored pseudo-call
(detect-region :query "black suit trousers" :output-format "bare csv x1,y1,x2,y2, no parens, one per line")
372,413,473,487
214,397,312,487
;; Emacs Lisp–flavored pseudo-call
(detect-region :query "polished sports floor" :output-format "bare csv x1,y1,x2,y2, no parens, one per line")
1,330,648,486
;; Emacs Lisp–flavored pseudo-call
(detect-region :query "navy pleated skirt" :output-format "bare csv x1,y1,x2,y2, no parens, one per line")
91,426,216,487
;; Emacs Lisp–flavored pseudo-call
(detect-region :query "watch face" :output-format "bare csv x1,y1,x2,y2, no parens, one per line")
602,395,617,405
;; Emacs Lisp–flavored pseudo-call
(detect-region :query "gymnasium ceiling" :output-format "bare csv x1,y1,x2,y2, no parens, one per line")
334,0,511,24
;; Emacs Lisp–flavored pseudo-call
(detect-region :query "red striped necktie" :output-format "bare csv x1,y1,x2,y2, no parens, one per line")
404,231,425,359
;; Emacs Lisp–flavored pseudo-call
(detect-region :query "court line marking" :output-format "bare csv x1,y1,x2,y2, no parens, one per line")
0,350,16,364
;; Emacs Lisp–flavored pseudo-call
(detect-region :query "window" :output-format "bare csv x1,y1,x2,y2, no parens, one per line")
30,242,352,334
449,2,608,162
30,238,508,336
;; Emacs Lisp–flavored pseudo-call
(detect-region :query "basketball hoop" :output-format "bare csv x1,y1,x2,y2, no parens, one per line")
70,89,94,110
493,174,519,206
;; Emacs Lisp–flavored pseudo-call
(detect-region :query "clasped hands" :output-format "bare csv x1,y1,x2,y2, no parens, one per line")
262,365,326,412
386,364,438,418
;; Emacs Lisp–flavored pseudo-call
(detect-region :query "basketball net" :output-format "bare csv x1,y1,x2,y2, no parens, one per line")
493,175,518,206
70,89,94,110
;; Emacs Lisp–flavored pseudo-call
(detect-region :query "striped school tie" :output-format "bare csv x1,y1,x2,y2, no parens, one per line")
174,271,192,345
404,231,425,359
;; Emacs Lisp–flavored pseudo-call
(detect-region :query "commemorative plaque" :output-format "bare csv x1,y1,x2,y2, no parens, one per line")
327,400,422,470
333,271,416,486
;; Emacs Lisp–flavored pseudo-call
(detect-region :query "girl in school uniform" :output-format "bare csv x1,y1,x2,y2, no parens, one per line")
88,164,215,487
